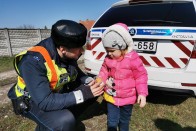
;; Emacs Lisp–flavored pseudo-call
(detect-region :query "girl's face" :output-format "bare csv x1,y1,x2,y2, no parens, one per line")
105,47,122,59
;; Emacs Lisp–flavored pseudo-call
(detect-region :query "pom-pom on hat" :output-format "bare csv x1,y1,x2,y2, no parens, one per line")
102,23,133,52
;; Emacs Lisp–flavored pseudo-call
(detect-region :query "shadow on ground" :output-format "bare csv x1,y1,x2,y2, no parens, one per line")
75,98,107,131
154,118,196,131
79,100,107,120
147,89,194,105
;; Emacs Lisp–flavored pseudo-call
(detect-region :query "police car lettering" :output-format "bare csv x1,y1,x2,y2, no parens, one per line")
172,35,193,39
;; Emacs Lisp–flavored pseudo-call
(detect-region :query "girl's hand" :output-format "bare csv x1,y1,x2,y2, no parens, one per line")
137,95,146,108
88,81,104,97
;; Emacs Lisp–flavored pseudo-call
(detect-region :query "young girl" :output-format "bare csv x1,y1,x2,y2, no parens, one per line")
98,23,148,131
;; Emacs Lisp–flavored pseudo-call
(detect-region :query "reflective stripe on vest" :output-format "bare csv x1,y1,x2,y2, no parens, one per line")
14,46,73,97
29,46,58,88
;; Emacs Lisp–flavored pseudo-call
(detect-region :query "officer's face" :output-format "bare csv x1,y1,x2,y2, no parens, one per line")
60,46,84,60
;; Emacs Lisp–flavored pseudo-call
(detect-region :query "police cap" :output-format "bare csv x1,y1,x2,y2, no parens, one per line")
51,19,87,48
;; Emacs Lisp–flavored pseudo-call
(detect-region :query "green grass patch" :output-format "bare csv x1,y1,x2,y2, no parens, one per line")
80,91,196,131
0,90,195,131
0,56,15,73
0,103,36,131
130,98,196,131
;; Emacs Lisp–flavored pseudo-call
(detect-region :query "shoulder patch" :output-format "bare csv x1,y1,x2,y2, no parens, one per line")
33,56,40,61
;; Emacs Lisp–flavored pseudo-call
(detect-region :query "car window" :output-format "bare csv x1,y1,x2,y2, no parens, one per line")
94,1,196,27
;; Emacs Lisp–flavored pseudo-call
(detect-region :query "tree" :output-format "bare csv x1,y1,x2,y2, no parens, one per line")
18,24,35,29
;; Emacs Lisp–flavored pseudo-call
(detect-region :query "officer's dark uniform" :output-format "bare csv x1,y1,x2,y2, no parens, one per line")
8,20,95,131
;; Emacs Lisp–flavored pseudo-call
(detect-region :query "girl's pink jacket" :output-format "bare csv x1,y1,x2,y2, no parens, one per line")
98,50,148,106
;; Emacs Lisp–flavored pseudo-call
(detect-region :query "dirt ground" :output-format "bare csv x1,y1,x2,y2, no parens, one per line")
0,69,17,106
0,84,14,106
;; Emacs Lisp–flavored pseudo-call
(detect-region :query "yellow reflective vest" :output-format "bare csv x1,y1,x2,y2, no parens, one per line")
14,46,77,97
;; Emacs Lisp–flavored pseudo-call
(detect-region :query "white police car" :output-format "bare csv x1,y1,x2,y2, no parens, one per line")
84,0,196,96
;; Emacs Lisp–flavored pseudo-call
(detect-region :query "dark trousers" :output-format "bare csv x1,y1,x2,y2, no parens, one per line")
107,102,133,131
22,98,97,131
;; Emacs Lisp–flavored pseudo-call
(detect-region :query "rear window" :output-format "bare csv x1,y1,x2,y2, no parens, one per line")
94,1,196,27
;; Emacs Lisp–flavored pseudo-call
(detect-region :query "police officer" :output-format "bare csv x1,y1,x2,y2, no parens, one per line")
8,19,104,131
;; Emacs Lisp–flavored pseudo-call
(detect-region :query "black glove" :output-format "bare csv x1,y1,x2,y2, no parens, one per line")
11,96,30,115
75,84,94,101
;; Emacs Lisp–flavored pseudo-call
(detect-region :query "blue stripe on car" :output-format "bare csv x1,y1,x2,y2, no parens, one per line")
136,29,175,36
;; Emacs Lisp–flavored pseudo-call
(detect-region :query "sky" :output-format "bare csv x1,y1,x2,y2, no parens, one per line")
0,0,121,29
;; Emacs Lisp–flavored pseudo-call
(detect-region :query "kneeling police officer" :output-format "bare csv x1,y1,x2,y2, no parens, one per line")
8,19,104,131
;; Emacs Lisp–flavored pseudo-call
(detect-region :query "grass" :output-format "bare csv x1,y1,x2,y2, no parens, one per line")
0,56,195,130
130,90,196,131
0,56,15,73
0,104,35,131
1,90,195,131
0,56,17,87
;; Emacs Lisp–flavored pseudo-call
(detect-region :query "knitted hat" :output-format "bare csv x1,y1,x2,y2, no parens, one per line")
51,19,87,48
102,23,133,52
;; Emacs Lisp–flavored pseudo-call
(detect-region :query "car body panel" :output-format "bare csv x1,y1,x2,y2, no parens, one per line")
84,0,196,96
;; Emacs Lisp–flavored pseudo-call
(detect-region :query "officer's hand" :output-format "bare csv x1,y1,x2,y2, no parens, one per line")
88,81,104,97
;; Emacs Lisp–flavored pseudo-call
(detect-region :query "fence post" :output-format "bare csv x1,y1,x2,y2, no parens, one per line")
37,29,42,42
4,28,12,56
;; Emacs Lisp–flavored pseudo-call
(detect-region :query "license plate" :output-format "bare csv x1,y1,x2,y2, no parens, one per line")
133,41,157,54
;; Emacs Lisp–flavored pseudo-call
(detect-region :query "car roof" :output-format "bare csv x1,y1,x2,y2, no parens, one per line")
112,0,195,7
